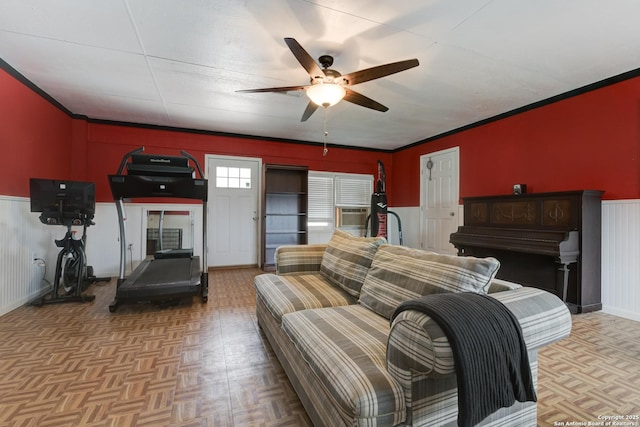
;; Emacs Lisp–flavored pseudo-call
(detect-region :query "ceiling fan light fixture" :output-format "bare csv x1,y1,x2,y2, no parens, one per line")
306,83,346,107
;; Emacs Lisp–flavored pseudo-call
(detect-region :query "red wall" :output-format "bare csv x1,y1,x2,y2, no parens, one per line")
4,65,640,207
0,68,72,196
83,123,392,202
1,66,390,201
390,77,640,206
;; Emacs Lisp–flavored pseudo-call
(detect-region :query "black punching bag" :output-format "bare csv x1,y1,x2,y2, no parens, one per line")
370,160,388,238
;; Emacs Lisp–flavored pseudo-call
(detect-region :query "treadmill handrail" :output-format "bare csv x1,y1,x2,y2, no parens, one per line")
115,146,204,180
117,146,144,175
110,146,207,202
180,149,204,179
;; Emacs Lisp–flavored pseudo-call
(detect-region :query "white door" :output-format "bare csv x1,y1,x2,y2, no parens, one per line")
420,147,460,254
206,155,260,267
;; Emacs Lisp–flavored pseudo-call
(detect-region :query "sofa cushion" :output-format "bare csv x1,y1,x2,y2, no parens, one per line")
358,245,501,319
281,305,405,426
275,244,327,275
319,229,386,298
254,273,356,322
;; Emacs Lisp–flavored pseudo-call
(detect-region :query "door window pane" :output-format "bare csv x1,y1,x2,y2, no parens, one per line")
216,166,251,189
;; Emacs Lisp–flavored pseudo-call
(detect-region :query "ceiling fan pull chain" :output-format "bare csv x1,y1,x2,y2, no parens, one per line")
323,107,329,156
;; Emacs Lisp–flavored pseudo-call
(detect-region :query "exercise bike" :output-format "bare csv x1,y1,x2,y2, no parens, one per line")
31,213,110,305
29,179,109,306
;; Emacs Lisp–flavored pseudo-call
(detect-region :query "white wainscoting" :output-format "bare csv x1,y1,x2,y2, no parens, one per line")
0,197,203,317
386,206,421,248
0,196,55,316
601,199,640,321
2,196,638,321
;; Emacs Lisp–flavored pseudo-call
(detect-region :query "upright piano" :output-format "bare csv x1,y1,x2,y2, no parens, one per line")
450,190,603,313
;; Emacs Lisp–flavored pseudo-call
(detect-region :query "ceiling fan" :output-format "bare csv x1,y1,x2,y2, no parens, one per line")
237,38,420,122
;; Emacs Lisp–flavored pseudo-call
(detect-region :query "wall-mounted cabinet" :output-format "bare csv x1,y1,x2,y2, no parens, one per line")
262,164,308,270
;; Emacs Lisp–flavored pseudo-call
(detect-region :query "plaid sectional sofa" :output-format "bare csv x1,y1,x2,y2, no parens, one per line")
254,229,572,427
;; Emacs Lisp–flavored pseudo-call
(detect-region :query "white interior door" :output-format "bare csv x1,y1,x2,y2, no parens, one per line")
420,147,460,254
206,155,260,267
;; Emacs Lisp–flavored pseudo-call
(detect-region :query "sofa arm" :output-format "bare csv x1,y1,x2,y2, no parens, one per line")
274,244,328,275
489,286,572,349
488,277,523,293
386,286,572,381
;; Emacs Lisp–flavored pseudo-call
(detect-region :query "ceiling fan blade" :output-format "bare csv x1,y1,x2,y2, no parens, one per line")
300,101,319,122
343,88,388,112
236,85,308,93
340,59,419,86
284,37,325,79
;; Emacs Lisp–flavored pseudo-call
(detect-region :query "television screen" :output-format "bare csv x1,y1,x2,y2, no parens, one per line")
30,179,96,221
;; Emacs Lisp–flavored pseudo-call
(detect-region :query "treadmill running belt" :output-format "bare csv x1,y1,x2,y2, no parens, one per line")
118,256,201,299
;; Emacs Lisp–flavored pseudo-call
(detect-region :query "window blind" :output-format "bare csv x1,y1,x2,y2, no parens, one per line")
335,176,372,207
308,175,334,224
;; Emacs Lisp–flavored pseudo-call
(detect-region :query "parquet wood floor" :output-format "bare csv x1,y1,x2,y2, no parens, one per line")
0,268,638,426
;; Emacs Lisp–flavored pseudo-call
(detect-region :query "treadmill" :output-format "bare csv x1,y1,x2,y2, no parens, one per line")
108,147,208,312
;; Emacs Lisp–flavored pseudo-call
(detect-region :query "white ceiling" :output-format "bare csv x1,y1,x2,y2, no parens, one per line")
1,0,639,151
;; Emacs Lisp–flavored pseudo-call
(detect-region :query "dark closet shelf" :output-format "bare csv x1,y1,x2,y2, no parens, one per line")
262,164,308,271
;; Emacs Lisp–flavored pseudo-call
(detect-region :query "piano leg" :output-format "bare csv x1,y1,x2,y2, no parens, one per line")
555,261,571,303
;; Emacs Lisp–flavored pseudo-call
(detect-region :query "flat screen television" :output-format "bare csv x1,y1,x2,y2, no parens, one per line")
30,178,96,224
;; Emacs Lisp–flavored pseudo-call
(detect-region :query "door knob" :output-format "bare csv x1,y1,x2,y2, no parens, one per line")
450,212,455,216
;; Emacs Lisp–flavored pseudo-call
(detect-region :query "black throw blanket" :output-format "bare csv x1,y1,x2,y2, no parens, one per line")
391,292,536,427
